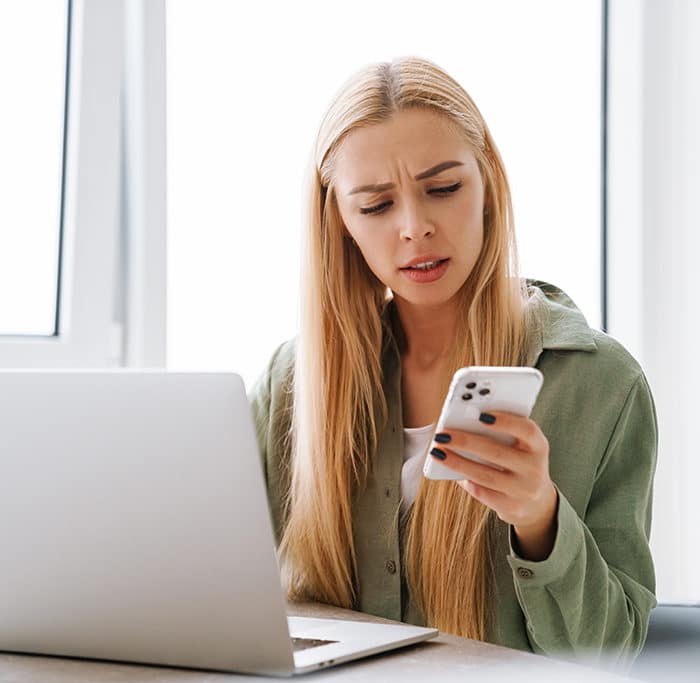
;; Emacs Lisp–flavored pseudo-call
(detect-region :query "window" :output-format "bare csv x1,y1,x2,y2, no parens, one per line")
0,0,163,368
0,1,67,336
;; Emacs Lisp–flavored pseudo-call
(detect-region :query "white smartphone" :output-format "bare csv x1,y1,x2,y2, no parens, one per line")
423,366,543,481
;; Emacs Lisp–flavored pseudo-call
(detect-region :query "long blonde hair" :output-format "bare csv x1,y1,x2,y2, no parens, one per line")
279,56,531,639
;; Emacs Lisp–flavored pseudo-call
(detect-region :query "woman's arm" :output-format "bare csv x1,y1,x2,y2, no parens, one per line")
431,373,657,665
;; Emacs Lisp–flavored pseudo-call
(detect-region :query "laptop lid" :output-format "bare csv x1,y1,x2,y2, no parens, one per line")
0,370,296,675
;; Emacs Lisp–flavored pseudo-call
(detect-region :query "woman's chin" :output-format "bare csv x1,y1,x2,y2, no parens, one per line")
391,281,464,310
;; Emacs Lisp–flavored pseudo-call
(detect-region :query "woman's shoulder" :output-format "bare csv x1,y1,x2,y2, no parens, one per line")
249,339,296,409
528,281,657,516
527,278,645,392
266,338,297,380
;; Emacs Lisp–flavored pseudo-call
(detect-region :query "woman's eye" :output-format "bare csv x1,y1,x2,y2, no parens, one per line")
429,181,462,195
360,201,392,215
359,182,462,216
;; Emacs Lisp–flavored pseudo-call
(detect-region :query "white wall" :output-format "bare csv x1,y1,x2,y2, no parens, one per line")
608,0,700,602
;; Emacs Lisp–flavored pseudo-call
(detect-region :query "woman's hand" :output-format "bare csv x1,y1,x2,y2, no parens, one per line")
430,411,558,561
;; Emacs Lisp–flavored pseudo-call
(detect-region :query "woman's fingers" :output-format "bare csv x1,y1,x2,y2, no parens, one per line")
431,446,516,495
457,479,509,509
470,410,546,451
434,430,521,471
433,412,549,473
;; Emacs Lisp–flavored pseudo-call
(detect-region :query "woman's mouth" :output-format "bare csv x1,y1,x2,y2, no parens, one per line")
399,258,450,283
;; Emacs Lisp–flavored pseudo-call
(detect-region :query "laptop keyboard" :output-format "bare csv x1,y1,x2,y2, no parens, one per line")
291,636,338,652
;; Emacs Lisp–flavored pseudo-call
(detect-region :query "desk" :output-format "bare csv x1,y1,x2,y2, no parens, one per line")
0,602,633,682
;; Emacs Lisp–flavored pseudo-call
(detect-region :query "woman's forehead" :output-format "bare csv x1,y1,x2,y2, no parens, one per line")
333,110,477,193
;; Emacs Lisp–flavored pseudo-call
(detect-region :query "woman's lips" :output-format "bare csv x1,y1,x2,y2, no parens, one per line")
399,258,450,283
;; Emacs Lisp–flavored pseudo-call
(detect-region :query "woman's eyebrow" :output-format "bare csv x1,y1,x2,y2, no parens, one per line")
347,160,465,195
415,160,464,180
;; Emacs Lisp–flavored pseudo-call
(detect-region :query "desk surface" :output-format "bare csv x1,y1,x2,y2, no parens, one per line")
0,602,632,682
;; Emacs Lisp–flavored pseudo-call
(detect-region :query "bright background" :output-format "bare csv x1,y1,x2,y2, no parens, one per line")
165,0,602,391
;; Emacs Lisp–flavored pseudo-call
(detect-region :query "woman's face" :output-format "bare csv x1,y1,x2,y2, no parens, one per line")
333,107,485,309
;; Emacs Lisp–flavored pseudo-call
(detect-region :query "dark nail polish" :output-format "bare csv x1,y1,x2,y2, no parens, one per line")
479,413,496,425
430,447,446,460
434,433,451,444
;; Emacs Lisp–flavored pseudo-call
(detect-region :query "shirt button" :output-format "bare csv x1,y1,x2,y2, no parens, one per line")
517,567,534,579
384,488,391,498
385,560,397,574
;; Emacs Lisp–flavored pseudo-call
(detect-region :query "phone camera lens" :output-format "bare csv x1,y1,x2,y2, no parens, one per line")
466,382,477,389
479,388,490,396
462,393,473,401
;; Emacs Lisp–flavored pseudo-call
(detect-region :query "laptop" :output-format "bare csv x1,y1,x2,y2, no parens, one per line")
0,370,437,675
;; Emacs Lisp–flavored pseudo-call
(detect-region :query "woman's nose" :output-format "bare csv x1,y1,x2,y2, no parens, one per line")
398,201,435,241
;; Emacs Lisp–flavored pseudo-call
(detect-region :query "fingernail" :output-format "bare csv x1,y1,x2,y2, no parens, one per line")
479,413,496,425
430,447,447,460
434,433,451,444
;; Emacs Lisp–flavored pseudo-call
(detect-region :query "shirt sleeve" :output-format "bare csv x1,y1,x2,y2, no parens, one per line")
506,373,658,667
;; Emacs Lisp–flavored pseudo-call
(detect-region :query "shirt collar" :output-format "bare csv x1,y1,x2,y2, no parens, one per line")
524,279,597,367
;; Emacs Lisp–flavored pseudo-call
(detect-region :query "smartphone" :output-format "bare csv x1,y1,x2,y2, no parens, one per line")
423,366,543,480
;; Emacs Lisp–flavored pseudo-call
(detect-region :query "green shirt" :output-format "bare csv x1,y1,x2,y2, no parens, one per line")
249,281,657,665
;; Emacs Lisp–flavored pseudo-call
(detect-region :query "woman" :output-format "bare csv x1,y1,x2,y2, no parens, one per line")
250,56,657,665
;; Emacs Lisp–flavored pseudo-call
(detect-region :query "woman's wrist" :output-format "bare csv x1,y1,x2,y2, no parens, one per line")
512,484,559,562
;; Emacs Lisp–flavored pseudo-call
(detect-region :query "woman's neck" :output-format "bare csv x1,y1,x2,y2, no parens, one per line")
393,296,459,371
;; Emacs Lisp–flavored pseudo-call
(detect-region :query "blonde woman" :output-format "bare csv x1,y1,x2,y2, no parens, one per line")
250,57,657,665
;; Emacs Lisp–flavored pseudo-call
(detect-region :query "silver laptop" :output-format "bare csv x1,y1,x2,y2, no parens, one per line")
0,370,437,675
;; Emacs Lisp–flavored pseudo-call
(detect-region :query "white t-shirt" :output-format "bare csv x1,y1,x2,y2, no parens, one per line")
400,423,435,519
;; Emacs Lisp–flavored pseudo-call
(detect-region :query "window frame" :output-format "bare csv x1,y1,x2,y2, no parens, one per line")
0,0,166,368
